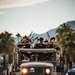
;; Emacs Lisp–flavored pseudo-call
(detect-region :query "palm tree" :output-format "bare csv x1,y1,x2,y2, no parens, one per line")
56,23,75,69
16,33,21,43
0,31,15,64
56,24,74,52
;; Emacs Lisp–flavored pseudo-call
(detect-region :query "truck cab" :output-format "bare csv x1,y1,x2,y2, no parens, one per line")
18,48,56,75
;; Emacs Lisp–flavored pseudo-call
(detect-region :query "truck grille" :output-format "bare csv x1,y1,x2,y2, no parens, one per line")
30,67,44,75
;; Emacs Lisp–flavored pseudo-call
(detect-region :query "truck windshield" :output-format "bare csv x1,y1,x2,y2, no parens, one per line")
21,52,54,61
18,49,56,63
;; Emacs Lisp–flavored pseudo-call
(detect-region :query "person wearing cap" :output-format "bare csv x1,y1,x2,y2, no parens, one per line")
39,37,44,43
44,39,49,48
34,37,46,48
48,37,55,48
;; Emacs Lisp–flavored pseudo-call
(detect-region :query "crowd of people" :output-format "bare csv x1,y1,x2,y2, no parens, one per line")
17,35,56,49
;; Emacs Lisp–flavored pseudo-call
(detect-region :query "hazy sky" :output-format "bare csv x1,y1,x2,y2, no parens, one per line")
0,0,75,36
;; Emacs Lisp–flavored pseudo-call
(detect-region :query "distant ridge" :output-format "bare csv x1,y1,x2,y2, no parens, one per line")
32,20,75,38
66,20,75,30
14,20,75,43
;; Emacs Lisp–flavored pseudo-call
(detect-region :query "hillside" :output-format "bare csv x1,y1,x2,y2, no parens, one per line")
14,20,75,43
32,20,75,38
66,20,75,30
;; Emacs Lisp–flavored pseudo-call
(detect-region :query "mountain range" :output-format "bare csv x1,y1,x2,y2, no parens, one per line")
14,20,75,44
32,20,75,38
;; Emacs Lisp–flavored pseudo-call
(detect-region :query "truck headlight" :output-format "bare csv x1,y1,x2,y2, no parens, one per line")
45,68,50,74
22,68,28,74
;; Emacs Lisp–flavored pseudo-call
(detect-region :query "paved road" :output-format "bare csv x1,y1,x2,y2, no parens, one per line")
16,72,21,75
12,72,21,75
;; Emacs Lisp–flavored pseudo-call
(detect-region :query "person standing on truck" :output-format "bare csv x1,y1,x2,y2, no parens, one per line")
48,37,55,48
44,39,50,48
34,37,46,48
17,35,31,48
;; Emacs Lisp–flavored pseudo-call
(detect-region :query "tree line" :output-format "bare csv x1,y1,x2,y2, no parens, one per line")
0,23,75,66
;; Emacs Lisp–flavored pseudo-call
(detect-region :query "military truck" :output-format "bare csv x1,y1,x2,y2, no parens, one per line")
16,48,57,75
